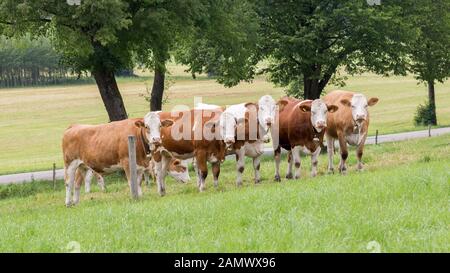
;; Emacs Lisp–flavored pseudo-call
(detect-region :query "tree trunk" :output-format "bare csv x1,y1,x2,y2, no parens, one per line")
92,67,128,121
428,80,437,125
303,78,322,100
150,67,165,111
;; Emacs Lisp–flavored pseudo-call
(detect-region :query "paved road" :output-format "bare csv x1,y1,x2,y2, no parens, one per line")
1,127,449,185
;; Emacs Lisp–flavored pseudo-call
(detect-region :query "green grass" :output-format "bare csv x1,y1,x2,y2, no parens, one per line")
0,63,449,174
0,135,448,252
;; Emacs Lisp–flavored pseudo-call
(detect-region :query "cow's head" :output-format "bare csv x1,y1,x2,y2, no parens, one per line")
299,99,338,132
168,159,190,183
340,94,379,125
215,112,238,147
257,95,277,132
135,112,174,145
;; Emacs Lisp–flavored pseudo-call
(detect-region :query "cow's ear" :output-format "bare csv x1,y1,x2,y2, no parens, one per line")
135,120,145,128
277,99,289,112
172,159,181,166
299,104,311,112
340,99,351,107
161,119,174,127
368,97,379,106
327,104,339,113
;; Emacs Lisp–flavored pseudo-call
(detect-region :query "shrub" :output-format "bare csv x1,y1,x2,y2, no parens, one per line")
414,102,436,126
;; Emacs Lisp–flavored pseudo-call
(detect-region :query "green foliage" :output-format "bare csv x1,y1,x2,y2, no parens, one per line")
0,35,74,87
175,0,260,87
414,102,437,126
255,0,412,98
404,0,450,84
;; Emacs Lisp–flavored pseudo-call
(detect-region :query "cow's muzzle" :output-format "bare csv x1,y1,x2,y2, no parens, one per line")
150,136,162,144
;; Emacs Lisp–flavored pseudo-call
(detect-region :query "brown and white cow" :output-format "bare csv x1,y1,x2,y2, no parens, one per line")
82,158,190,193
323,90,379,174
272,97,338,181
151,109,227,194
198,95,277,186
62,113,173,206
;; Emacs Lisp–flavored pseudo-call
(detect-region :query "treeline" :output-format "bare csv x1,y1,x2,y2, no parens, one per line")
0,36,76,88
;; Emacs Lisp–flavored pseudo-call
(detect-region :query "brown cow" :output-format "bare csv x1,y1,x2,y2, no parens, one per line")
151,109,227,194
62,113,173,206
272,97,338,181
323,90,379,174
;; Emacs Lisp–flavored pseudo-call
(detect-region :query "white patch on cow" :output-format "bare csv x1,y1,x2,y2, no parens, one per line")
144,111,163,144
257,95,276,134
168,161,190,183
310,99,329,132
243,141,264,158
208,154,219,163
65,159,83,206
84,169,93,193
350,94,370,125
346,133,360,146
195,103,221,110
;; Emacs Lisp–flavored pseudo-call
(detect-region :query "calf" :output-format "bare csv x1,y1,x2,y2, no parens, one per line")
62,113,173,206
323,90,379,173
82,158,190,192
272,97,338,181
151,109,227,194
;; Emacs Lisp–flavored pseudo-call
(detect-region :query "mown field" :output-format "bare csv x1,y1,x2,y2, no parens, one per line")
0,63,449,174
0,135,448,252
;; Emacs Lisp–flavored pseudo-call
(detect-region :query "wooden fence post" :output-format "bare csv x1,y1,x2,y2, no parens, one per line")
375,130,379,145
428,124,431,137
128,135,139,199
53,163,56,190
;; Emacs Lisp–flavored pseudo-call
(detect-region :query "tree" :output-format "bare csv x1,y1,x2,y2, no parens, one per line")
406,0,450,125
1,0,258,119
255,0,412,99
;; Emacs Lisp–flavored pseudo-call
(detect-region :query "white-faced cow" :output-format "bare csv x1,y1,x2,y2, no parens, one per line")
198,95,277,186
323,90,379,174
62,113,174,206
272,97,338,181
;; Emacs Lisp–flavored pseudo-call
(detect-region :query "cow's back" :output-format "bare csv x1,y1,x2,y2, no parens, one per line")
62,120,139,173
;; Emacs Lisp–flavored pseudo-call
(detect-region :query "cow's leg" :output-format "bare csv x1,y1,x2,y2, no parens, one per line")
136,169,144,197
274,146,282,182
235,147,246,187
253,156,261,184
326,135,335,174
291,146,302,179
337,132,348,174
64,160,79,207
193,158,202,188
286,151,294,179
157,156,170,196
95,173,106,192
356,135,368,171
84,169,93,193
195,152,208,192
73,167,86,205
144,171,150,186
212,162,220,188
310,146,321,177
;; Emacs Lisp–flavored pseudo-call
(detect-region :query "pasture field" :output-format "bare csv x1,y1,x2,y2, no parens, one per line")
0,64,449,174
0,135,448,252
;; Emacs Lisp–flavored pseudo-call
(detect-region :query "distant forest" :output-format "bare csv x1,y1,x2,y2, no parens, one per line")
0,36,81,88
